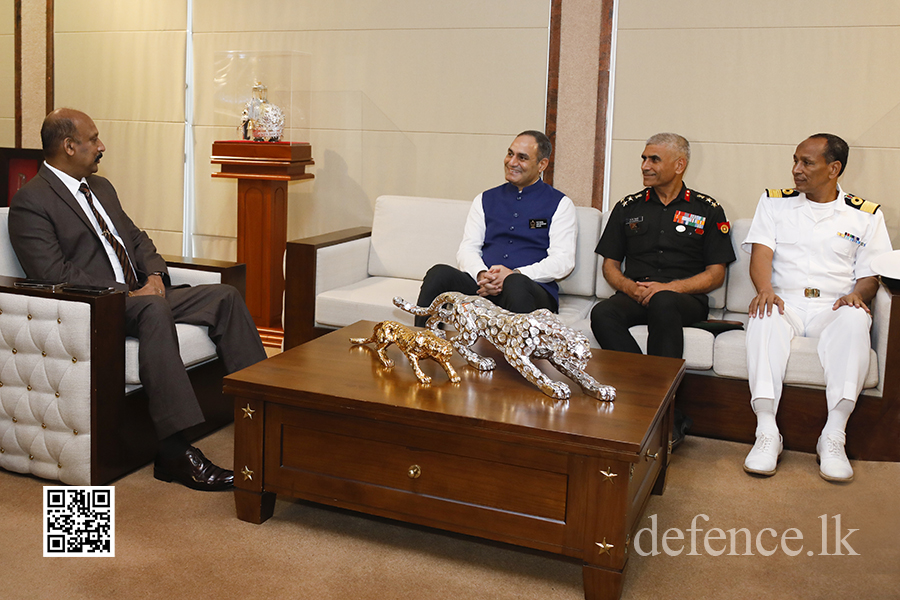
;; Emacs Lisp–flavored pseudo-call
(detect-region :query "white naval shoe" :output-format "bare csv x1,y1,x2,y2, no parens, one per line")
743,432,783,476
817,431,854,482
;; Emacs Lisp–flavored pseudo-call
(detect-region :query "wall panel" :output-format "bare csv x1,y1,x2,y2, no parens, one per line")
610,1,900,244
91,119,185,235
0,28,12,146
54,31,186,123
55,0,186,31
192,0,548,33
53,0,188,246
191,1,550,260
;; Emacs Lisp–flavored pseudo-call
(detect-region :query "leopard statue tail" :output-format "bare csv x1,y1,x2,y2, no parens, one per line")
393,295,440,316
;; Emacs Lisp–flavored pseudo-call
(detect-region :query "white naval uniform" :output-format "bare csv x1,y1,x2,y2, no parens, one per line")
743,186,893,412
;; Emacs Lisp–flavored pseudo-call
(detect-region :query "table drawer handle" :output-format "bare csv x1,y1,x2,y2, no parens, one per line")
407,464,422,479
643,449,659,461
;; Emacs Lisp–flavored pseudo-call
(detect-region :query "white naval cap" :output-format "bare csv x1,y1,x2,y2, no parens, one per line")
870,250,900,279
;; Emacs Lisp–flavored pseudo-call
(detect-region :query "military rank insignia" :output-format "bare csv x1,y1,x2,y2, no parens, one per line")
718,221,730,234
766,188,800,198
844,193,880,214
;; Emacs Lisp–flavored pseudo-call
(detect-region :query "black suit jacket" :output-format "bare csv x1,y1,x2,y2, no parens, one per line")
9,164,168,289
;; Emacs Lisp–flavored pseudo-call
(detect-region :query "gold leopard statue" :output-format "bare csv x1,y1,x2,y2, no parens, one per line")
393,292,615,401
350,320,460,385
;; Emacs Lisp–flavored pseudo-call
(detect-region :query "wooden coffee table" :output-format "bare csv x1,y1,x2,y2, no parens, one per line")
225,321,684,600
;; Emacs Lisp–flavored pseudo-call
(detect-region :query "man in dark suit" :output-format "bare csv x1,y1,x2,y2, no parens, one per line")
9,108,267,491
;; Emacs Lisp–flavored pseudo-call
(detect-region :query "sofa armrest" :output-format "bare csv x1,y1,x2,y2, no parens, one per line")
162,255,247,299
854,277,900,459
283,227,372,350
869,281,892,396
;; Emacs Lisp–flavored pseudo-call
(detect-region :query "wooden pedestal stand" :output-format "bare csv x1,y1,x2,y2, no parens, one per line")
211,141,314,346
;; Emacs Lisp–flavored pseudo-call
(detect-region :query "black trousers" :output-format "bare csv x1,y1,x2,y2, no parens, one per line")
125,284,267,439
414,264,557,327
590,290,708,359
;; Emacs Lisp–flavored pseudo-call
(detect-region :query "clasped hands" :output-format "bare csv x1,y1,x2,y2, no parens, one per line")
627,280,674,306
128,274,166,299
748,289,869,318
476,265,516,297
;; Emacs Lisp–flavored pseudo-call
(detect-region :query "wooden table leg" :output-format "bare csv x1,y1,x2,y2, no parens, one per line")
582,563,624,600
233,396,271,522
653,395,674,496
235,488,276,524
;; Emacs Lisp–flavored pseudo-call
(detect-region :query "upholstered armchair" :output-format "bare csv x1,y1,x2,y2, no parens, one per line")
0,207,242,485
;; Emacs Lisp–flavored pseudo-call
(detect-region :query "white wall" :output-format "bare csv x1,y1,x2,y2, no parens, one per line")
0,0,15,146
54,0,188,253
53,1,551,260
610,1,900,244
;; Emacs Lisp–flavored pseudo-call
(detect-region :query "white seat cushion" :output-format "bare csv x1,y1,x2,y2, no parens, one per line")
712,330,878,389
628,325,715,370
557,295,596,327
124,325,217,386
316,277,423,328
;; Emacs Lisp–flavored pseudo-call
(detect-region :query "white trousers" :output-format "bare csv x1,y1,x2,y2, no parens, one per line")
745,295,872,413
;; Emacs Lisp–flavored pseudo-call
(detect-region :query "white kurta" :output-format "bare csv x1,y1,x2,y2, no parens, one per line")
742,186,893,411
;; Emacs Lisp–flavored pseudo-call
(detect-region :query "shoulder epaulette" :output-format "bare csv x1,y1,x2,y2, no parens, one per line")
692,190,720,208
766,188,800,198
844,193,880,214
620,188,648,207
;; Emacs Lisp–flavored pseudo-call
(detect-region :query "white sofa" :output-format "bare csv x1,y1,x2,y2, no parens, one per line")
0,207,240,485
284,195,900,460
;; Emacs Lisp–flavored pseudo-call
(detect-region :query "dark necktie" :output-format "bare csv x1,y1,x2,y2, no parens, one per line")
78,182,139,290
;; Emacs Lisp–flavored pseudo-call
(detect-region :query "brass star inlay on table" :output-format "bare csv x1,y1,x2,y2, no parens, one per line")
600,467,618,483
241,466,253,481
596,538,614,555
241,404,255,419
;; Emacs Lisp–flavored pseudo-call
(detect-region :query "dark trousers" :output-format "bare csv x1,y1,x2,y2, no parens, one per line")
590,290,708,359
414,264,557,327
125,284,267,439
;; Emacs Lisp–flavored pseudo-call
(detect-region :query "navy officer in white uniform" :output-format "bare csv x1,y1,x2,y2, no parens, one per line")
414,130,576,325
743,133,892,482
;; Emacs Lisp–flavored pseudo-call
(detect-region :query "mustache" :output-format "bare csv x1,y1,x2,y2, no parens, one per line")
95,151,103,163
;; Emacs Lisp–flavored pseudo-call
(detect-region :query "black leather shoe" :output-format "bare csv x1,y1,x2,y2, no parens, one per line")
154,446,234,491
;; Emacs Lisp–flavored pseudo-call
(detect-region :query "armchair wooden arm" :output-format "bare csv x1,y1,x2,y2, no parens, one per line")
162,255,247,299
283,227,371,350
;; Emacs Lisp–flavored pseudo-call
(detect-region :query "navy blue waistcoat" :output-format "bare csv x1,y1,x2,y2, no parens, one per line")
481,179,565,302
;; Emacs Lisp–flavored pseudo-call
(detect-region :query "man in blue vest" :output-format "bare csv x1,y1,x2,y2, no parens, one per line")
414,130,577,326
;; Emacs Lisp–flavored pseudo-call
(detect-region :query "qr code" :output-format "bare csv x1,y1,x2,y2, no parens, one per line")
43,486,115,557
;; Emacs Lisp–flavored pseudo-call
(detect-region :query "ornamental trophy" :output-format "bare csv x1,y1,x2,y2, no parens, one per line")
239,82,285,142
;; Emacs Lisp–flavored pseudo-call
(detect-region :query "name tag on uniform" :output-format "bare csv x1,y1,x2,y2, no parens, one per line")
529,219,548,229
